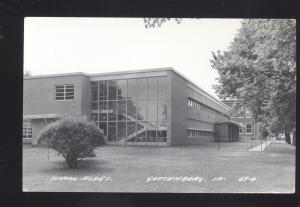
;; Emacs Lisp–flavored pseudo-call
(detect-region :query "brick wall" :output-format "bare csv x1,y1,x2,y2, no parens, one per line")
23,74,89,116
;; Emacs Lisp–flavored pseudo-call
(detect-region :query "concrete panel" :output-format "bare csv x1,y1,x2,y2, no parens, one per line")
170,71,187,146
186,136,214,145
80,75,90,117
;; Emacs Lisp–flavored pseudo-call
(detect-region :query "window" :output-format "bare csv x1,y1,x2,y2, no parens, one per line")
137,99,147,120
147,99,157,121
246,108,252,118
236,106,244,118
147,77,157,98
108,122,117,142
118,80,127,100
108,80,117,100
108,101,117,121
99,80,107,101
23,120,32,138
55,84,74,100
239,127,243,134
128,79,137,99
158,99,168,122
138,78,147,99
246,124,252,134
91,82,98,101
187,128,214,137
91,77,168,144
158,76,168,98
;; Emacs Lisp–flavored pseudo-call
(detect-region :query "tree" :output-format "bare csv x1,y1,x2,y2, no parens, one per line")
259,126,269,139
143,18,182,28
210,19,296,143
37,116,105,168
24,70,32,77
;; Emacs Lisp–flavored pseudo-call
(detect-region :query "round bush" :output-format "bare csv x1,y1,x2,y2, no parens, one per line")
37,116,105,168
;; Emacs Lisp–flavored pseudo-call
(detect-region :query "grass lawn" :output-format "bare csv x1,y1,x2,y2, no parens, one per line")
23,142,295,193
183,139,264,151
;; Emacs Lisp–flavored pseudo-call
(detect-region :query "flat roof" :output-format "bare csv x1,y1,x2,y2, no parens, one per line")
24,67,228,110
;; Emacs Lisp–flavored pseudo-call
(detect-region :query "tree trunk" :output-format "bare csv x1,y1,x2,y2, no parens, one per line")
292,130,296,146
66,154,79,169
285,128,291,144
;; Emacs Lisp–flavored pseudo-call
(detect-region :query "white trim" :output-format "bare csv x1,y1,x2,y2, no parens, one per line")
23,114,60,119
89,70,168,81
24,72,88,79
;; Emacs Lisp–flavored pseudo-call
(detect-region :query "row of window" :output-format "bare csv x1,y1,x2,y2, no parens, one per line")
90,98,168,122
239,124,252,134
187,119,214,131
187,98,227,121
91,77,168,101
229,106,253,118
94,121,167,143
187,129,215,137
187,87,227,115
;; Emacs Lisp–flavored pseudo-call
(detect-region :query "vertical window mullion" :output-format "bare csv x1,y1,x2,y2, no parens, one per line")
145,79,148,144
116,81,118,142
135,79,137,144
64,85,66,100
125,79,128,145
106,81,109,141
156,77,158,144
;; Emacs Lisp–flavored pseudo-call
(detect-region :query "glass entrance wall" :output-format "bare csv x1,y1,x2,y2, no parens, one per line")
90,76,169,145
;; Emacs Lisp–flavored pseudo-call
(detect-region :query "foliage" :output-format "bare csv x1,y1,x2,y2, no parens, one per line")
259,126,269,139
37,116,105,168
24,70,32,76
210,19,296,140
143,18,182,28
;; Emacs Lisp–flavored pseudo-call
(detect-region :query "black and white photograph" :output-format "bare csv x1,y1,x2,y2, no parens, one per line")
22,17,296,193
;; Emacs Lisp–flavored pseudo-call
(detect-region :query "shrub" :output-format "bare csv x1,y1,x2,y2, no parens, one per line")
37,116,105,168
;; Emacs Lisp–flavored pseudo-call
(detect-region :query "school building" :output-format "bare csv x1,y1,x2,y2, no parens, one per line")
23,68,240,146
221,99,259,140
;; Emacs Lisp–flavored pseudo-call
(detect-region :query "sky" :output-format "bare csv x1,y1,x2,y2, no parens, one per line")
24,17,242,98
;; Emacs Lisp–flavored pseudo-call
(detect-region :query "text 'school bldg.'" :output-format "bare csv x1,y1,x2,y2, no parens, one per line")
23,68,239,146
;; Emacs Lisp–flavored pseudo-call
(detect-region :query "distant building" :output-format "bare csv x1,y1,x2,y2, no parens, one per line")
221,99,259,140
23,67,239,146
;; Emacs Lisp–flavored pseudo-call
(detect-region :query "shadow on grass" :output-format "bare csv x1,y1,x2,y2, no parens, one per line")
264,143,295,156
40,158,114,175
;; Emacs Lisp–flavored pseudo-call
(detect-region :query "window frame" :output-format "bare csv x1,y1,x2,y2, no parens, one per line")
239,127,243,134
23,120,32,139
245,108,253,118
246,124,252,134
55,84,74,101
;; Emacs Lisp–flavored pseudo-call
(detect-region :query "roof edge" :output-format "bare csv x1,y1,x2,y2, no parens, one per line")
23,67,227,109
24,72,89,79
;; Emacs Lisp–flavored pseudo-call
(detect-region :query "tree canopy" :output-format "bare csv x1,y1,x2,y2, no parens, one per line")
210,19,296,141
143,18,182,28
